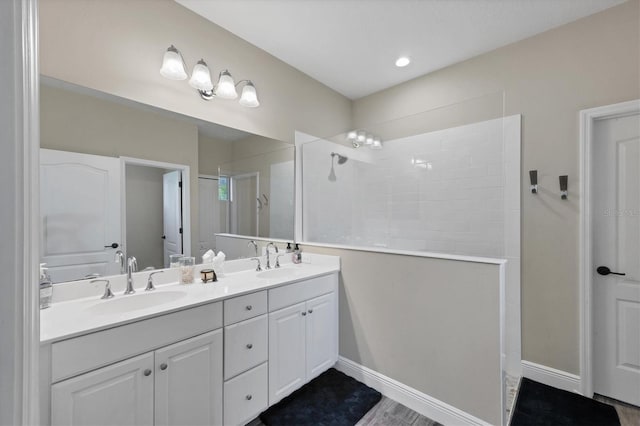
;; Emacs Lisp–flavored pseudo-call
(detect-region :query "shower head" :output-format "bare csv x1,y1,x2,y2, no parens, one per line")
331,152,348,164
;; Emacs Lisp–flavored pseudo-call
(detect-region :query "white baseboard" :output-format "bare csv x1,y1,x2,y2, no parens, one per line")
521,360,581,394
335,356,491,426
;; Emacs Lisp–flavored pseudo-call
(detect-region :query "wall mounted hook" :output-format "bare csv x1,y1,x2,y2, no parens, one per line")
529,170,538,194
559,175,568,200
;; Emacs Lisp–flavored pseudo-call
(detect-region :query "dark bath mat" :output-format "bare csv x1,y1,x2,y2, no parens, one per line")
259,368,382,426
511,377,620,426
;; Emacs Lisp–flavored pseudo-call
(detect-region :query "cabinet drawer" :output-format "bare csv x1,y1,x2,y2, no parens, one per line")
224,315,268,380
269,273,337,312
224,291,267,325
52,302,222,383
224,362,268,426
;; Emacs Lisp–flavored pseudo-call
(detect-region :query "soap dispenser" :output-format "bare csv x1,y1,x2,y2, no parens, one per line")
292,244,302,264
39,263,52,309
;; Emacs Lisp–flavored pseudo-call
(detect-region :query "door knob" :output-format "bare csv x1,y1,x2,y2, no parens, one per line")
597,266,626,276
104,243,119,249
143,369,152,376
160,363,168,370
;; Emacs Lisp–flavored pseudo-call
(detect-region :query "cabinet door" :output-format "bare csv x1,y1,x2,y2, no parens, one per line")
306,292,337,380
154,330,223,426
268,302,306,405
51,353,154,426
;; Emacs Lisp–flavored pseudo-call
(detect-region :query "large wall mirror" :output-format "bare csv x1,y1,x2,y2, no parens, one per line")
40,77,294,283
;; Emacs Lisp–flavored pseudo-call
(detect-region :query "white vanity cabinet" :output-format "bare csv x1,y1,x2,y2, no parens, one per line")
52,330,222,426
268,274,338,405
44,266,340,426
47,302,224,426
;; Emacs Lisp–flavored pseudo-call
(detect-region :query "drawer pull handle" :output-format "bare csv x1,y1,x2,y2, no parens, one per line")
246,305,252,310
160,363,168,371
301,311,307,316
246,395,252,400
246,343,253,349
308,309,313,314
143,369,152,377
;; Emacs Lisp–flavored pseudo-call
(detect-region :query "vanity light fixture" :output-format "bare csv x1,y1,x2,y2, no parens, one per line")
160,45,260,108
347,130,383,150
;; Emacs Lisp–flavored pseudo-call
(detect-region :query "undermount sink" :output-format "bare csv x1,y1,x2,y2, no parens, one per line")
256,267,299,280
86,290,187,315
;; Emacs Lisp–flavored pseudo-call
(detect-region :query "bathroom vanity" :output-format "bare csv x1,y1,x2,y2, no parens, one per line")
39,254,339,426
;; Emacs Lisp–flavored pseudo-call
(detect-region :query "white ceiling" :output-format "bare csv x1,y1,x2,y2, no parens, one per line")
177,0,625,100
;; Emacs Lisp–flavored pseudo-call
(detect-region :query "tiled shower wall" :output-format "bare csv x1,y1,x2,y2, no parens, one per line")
303,116,519,258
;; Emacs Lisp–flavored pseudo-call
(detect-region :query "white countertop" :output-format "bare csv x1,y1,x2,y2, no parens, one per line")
41,256,339,344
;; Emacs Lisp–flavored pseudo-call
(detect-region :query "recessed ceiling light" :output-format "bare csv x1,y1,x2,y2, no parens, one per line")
395,56,411,67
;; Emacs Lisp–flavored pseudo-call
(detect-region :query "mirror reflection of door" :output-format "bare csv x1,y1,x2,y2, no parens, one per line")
198,176,226,258
230,173,259,237
162,170,183,268
40,149,122,283
126,166,184,270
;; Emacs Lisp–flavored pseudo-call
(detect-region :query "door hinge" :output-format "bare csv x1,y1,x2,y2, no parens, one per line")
178,181,182,188
179,227,183,234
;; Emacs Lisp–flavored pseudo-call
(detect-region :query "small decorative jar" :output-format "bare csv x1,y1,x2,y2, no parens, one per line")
180,256,195,284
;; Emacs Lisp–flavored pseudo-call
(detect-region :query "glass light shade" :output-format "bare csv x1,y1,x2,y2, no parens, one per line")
214,70,238,99
188,59,213,91
347,131,357,140
160,45,188,80
365,135,374,145
239,81,260,107
371,139,383,149
356,131,366,142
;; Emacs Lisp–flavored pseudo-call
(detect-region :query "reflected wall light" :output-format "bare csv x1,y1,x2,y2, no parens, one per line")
160,45,260,108
347,130,383,149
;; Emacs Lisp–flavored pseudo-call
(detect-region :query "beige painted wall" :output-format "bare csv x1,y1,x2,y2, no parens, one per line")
40,83,202,258
198,135,232,176
38,0,352,144
304,245,504,424
352,0,640,374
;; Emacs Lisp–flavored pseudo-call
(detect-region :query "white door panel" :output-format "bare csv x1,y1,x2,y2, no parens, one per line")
51,353,154,426
305,293,337,380
268,302,306,405
154,330,223,426
593,113,640,406
163,170,183,267
40,149,121,282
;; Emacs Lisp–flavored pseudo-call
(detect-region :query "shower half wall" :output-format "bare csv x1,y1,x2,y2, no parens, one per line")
298,108,521,424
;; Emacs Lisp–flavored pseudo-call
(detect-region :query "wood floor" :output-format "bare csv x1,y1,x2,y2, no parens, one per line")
593,394,640,426
356,397,441,426
247,396,439,426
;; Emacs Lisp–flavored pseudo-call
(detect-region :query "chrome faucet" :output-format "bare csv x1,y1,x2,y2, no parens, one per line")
247,240,258,257
114,250,125,274
92,279,114,300
250,257,262,271
265,242,279,269
145,270,163,291
125,256,138,295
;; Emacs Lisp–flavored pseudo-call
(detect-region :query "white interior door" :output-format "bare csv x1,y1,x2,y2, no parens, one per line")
163,170,183,267
593,113,640,406
198,177,221,258
40,149,121,283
